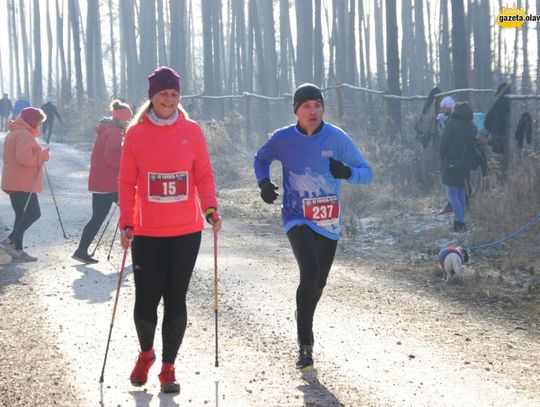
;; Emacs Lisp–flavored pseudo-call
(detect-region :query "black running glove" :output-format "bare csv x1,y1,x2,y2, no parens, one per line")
259,179,279,204
329,157,352,179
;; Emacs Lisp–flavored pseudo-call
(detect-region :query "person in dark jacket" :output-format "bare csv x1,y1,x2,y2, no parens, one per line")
0,93,13,131
72,100,133,264
440,102,477,232
485,82,511,154
40,96,63,143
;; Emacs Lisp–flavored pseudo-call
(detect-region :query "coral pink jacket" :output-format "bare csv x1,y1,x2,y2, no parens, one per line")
1,117,49,193
118,112,218,237
88,120,124,192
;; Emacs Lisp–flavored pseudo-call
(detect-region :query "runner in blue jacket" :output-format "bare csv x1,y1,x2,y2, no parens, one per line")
254,83,372,370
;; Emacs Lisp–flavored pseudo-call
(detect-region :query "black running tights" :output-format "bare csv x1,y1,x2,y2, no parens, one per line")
8,192,41,250
287,225,337,346
131,232,201,364
76,192,117,254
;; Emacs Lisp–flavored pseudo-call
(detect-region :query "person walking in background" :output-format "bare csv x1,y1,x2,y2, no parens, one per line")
436,96,455,130
440,101,477,232
0,107,50,262
253,83,372,371
0,93,13,131
12,93,30,119
436,95,456,216
118,66,222,393
40,96,63,143
72,100,133,264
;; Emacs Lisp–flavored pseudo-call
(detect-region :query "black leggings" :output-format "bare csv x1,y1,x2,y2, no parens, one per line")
76,192,117,254
8,192,41,250
287,225,337,346
131,232,201,364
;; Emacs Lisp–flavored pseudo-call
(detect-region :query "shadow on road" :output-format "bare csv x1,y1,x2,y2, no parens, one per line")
298,369,345,407
72,263,132,303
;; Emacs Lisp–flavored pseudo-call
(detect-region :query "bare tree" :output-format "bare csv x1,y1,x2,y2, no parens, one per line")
8,0,20,97
19,0,30,96
400,0,413,94
45,0,54,97
313,0,324,86
295,0,313,84
374,0,385,89
414,0,429,93
169,0,187,89
86,0,106,101
32,0,43,104
108,0,118,98
69,0,84,105
440,0,452,89
119,0,140,102
139,0,157,83
346,0,357,84
386,0,401,133
156,0,168,66
451,0,469,90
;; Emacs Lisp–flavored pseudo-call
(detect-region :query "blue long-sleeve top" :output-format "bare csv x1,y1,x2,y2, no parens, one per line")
254,122,372,240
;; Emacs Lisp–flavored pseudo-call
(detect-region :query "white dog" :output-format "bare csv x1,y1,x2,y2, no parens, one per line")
437,246,469,282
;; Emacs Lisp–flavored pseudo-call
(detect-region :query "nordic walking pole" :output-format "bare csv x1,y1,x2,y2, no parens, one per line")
213,229,219,367
99,244,129,383
43,165,67,238
107,220,120,261
91,204,118,256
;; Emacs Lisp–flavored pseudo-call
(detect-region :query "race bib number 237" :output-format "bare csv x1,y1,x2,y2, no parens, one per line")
303,196,340,226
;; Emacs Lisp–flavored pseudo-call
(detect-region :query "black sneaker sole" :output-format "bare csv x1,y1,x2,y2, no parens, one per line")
71,254,98,264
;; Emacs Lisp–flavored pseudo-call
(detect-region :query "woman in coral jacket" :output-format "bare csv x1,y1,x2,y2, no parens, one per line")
72,100,133,264
118,66,222,394
0,107,50,262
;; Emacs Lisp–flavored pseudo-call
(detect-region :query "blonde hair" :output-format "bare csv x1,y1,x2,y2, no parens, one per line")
129,101,189,129
110,99,130,112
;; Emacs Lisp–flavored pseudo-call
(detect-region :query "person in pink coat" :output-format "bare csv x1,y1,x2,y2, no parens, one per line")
0,107,50,262
72,100,133,264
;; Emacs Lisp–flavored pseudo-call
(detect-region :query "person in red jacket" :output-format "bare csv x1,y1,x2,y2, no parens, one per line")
72,100,133,264
118,66,222,394
0,107,50,262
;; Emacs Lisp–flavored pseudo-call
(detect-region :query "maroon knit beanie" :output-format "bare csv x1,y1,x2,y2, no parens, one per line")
147,66,181,99
20,107,45,129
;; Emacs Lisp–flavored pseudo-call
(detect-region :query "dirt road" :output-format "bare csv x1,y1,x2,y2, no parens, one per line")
0,139,539,406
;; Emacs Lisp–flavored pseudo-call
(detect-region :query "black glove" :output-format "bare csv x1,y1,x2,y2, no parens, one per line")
259,179,279,204
329,157,352,179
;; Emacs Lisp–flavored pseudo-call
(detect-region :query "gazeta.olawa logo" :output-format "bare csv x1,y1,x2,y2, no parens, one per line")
496,5,539,28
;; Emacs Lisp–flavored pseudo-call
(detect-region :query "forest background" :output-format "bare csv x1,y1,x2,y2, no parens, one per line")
0,0,539,294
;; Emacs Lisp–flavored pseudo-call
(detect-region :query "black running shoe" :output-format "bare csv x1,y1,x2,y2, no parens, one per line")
295,345,314,370
72,251,98,264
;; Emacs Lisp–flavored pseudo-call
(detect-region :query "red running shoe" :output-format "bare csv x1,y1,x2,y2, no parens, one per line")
130,349,156,386
158,363,180,393
437,202,454,215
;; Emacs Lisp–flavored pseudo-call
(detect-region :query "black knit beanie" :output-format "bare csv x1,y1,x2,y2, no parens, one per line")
293,83,324,113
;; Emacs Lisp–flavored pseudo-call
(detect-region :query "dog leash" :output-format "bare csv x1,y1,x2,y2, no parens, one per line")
465,211,540,251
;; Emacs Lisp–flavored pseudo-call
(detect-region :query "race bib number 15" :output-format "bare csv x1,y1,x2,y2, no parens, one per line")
148,172,188,203
303,196,340,226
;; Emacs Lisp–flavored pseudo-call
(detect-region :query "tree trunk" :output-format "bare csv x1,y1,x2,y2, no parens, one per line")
55,0,69,102
279,0,293,92
400,0,413,94
414,0,428,93
45,0,53,97
108,0,118,98
169,0,187,88
346,0,357,84
334,0,346,82
19,0,30,96
69,0,84,105
202,0,214,94
374,0,385,89
233,0,247,92
8,0,20,97
451,0,469,90
32,0,43,105
139,0,157,85
385,0,401,134
357,0,366,86
313,0,324,86
440,0,452,89
156,0,168,66
86,0,106,101
521,0,530,92
295,0,313,84
257,0,278,95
